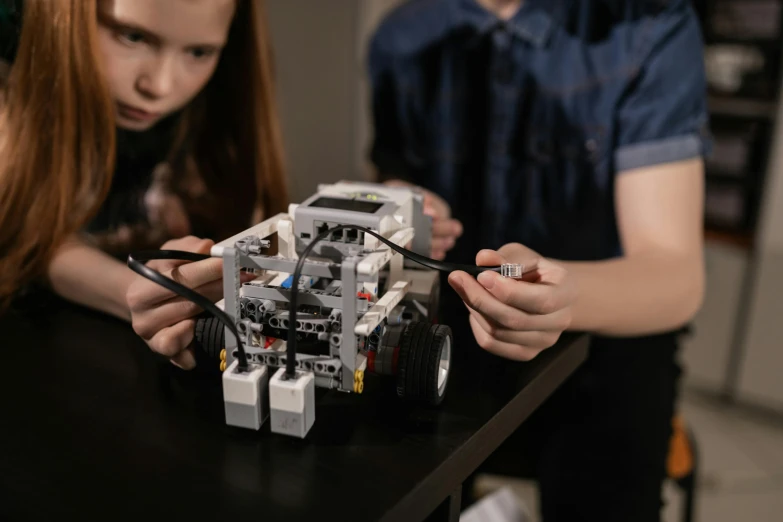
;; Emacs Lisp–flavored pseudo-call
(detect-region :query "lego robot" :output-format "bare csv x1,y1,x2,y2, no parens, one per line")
194,181,453,438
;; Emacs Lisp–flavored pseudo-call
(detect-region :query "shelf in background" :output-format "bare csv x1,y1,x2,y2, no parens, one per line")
706,168,753,184
705,227,755,250
708,95,780,119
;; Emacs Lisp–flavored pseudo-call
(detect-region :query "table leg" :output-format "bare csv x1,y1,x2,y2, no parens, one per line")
426,484,462,522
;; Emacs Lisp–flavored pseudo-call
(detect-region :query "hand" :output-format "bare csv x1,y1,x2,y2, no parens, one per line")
447,243,577,361
125,236,253,369
383,179,463,260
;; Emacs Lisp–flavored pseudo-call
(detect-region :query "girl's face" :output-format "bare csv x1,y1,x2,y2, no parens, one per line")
96,0,236,131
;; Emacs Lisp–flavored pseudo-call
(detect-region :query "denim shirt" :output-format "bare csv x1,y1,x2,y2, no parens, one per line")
368,0,711,262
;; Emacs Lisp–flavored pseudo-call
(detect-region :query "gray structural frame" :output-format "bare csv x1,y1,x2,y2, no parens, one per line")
215,182,444,435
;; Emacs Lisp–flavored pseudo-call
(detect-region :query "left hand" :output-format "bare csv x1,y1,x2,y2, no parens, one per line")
447,243,577,361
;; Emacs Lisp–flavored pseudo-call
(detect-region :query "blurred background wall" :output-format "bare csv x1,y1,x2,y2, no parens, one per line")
265,0,400,203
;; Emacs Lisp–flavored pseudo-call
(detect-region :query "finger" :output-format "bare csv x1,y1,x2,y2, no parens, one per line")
431,249,446,261
469,315,543,361
128,257,225,310
475,249,507,267
147,318,195,359
147,237,214,273
132,279,226,339
449,271,533,331
467,307,568,345
432,218,463,239
423,192,450,219
476,270,572,316
169,257,224,288
160,235,213,252
171,346,197,370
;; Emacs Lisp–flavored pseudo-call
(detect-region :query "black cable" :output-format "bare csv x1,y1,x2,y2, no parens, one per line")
126,250,250,372
285,225,502,378
128,229,503,378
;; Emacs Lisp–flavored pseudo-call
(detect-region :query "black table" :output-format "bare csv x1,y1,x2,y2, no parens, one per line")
0,295,588,522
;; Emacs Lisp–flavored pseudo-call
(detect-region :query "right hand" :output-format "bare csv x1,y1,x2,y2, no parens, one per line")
125,236,252,369
382,179,463,260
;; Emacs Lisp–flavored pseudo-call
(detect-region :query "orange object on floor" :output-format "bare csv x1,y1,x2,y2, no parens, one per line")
667,414,694,480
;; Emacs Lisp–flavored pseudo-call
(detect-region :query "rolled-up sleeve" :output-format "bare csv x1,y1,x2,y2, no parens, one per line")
614,0,712,172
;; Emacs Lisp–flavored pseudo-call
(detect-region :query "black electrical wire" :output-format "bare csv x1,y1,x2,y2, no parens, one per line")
127,250,251,372
285,224,502,378
128,228,503,376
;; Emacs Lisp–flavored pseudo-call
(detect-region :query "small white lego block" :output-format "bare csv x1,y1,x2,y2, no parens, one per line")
222,360,269,430
354,279,410,336
357,251,392,276
388,226,415,248
356,226,415,277
277,218,296,259
269,368,316,438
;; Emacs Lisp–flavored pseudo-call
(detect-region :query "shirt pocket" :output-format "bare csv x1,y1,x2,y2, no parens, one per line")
521,119,609,211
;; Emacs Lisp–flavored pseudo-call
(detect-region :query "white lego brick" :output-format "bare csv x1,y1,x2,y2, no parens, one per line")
357,227,414,276
277,218,296,259
388,253,404,291
211,213,288,256
357,251,392,276
267,270,293,287
222,360,269,405
389,227,415,250
269,368,315,413
362,281,380,297
354,280,410,336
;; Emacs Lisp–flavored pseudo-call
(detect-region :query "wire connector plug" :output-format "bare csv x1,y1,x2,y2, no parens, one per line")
500,263,525,279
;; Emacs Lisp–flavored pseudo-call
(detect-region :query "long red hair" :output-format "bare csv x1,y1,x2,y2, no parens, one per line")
0,0,288,310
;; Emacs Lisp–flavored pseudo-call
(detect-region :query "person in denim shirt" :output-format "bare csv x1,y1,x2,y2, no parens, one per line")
368,0,709,519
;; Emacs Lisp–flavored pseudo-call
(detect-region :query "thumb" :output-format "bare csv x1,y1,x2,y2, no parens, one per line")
476,249,508,267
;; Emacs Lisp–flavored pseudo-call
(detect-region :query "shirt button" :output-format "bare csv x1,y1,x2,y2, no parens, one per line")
585,139,598,152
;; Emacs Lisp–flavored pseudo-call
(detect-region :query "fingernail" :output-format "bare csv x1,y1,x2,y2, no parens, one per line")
477,271,495,289
448,273,463,291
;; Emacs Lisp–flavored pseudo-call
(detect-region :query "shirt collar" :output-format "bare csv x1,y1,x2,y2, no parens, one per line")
453,0,562,47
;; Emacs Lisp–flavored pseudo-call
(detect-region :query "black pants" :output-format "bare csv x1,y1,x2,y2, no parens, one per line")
451,296,682,521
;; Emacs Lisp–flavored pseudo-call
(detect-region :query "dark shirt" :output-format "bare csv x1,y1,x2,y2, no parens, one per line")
79,112,188,258
86,115,180,236
368,0,711,263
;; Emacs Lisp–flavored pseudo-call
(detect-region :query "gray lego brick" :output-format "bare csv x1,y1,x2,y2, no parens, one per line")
225,401,267,430
411,191,432,257
241,255,379,283
340,257,358,392
222,247,241,367
243,284,344,310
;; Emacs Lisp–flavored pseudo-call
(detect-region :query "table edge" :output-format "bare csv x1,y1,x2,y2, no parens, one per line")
380,333,590,522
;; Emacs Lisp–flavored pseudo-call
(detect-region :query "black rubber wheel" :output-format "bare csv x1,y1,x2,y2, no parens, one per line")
194,315,225,360
396,321,453,406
